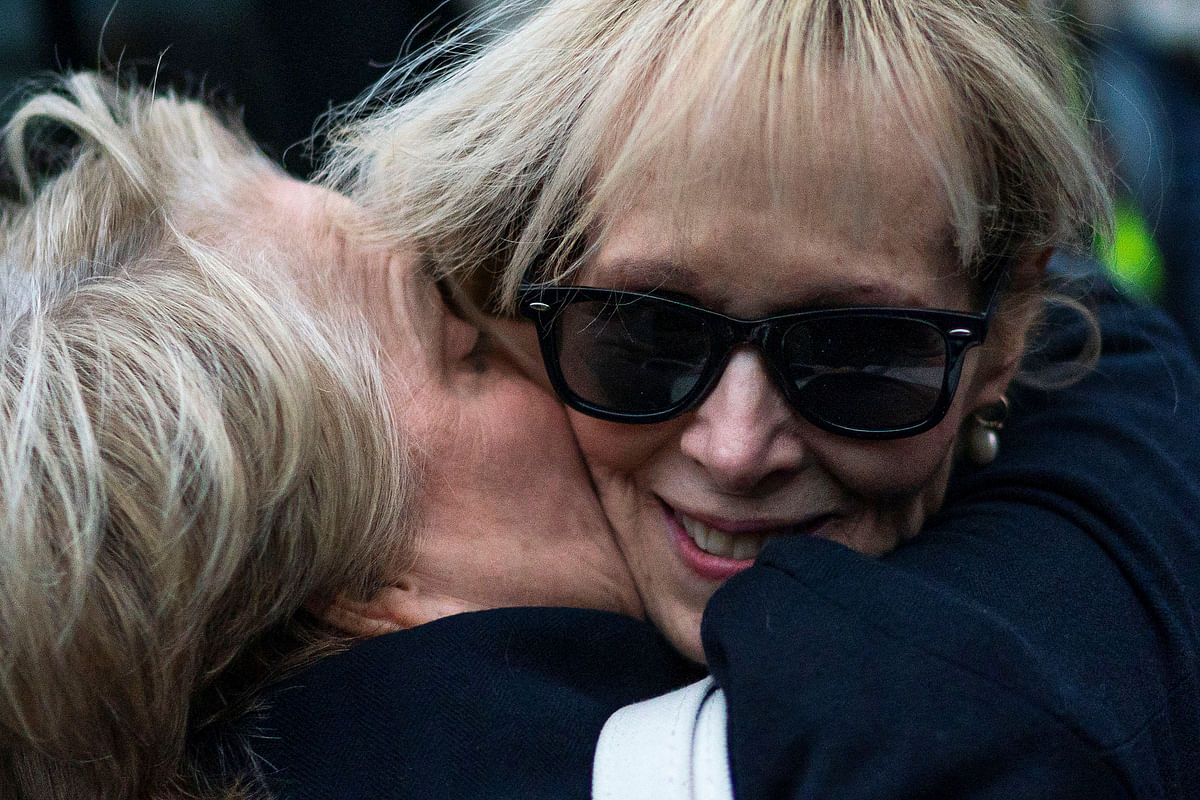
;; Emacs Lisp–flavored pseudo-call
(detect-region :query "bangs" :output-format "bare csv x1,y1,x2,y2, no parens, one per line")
330,0,1107,312
549,0,981,287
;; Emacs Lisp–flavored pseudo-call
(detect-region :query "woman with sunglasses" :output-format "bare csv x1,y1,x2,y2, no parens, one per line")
305,0,1199,795
332,0,1105,660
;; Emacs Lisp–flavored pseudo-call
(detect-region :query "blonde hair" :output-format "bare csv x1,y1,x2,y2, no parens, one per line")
0,74,415,799
324,0,1110,313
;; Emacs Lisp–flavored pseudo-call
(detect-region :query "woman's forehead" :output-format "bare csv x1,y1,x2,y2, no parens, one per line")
591,85,959,263
580,89,967,312
572,14,980,278
594,67,964,232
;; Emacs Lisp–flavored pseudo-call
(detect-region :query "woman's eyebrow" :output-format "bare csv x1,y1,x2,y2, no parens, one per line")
792,284,934,309
588,257,942,309
580,257,693,290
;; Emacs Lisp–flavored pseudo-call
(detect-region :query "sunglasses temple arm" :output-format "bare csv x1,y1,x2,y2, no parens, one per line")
975,256,1013,338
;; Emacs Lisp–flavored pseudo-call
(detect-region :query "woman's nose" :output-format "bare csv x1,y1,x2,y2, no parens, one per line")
679,348,807,492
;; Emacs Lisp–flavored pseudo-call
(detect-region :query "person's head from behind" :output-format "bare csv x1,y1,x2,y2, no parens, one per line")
0,74,417,798
331,0,1110,661
0,72,642,798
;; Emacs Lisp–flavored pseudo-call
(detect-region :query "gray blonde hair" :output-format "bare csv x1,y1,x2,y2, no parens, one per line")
324,0,1110,312
0,74,415,799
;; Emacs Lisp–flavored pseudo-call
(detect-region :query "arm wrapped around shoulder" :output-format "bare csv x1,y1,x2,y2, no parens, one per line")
703,288,1200,799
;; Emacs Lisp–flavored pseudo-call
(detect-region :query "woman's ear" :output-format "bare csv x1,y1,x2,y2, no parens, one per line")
320,581,480,636
970,247,1052,403
320,590,412,637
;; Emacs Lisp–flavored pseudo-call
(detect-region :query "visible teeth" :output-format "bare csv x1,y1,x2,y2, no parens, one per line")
731,536,763,560
680,514,766,560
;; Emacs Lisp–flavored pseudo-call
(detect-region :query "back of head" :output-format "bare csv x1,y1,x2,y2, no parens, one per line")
0,74,414,799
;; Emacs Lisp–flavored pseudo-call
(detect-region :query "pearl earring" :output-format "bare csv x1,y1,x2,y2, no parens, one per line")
966,396,1010,466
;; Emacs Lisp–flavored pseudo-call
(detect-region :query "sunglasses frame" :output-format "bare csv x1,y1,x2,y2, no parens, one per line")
518,267,1006,439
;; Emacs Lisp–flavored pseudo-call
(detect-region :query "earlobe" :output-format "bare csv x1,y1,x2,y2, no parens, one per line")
967,331,1024,412
321,580,482,637
973,338,1024,406
322,585,422,637
973,246,1051,403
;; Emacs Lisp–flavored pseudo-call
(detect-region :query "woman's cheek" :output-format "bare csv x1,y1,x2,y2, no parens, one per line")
809,431,959,554
918,449,955,519
568,412,680,478
810,426,959,498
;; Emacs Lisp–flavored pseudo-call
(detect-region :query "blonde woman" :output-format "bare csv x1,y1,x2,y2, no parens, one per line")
304,0,1200,796
328,0,1110,658
0,74,652,799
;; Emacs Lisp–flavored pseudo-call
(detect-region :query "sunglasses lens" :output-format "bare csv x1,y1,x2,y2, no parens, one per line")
781,316,948,431
540,290,956,434
554,298,710,416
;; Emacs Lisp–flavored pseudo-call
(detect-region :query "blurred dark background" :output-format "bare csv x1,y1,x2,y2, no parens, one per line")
0,0,473,177
1059,0,1200,348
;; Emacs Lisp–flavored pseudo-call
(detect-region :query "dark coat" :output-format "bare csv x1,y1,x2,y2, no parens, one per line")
233,286,1200,799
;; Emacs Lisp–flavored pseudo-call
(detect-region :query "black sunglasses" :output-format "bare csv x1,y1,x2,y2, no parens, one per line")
518,267,1006,439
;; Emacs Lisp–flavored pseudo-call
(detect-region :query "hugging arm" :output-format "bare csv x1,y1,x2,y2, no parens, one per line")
702,284,1200,798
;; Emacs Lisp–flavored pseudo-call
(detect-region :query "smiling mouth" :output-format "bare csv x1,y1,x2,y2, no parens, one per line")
678,514,768,560
676,503,835,561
